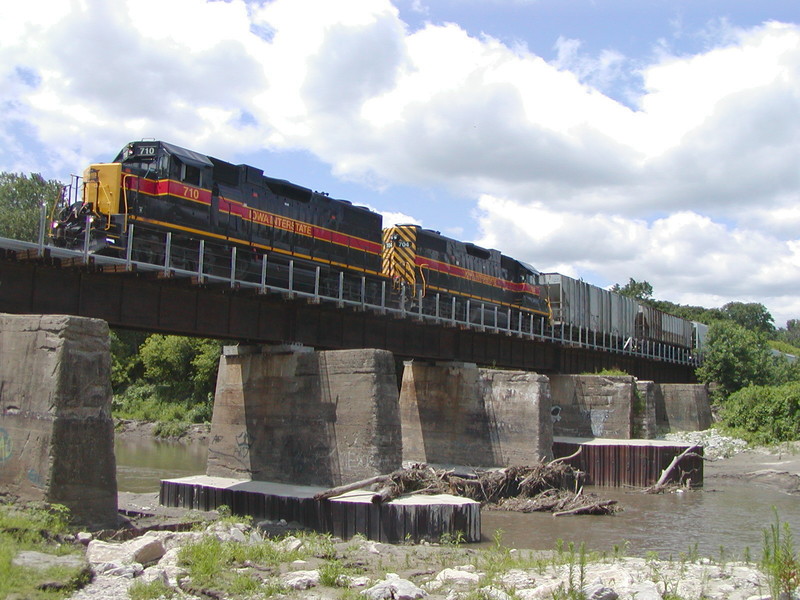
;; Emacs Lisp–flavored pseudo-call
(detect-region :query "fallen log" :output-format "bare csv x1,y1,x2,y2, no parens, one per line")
645,445,703,493
553,499,618,517
313,474,393,501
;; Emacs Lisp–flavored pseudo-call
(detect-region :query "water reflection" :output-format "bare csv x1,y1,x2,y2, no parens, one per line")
115,437,209,493
115,436,800,558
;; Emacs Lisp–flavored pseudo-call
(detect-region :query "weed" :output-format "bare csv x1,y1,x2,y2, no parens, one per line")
339,587,365,600
261,579,289,597
319,560,353,587
611,540,630,560
761,509,800,600
153,420,190,439
440,530,465,548
129,578,178,600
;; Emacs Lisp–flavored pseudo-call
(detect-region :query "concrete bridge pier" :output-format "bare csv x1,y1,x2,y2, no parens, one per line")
0,313,117,529
399,361,553,467
206,345,402,486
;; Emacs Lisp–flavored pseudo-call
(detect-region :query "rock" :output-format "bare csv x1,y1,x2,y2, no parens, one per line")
349,576,372,587
291,559,310,568
362,577,428,600
11,550,92,592
126,535,166,565
12,550,87,572
95,562,143,578
140,566,169,585
582,582,618,600
280,536,305,552
434,568,482,585
624,581,661,600
498,569,536,590
281,569,320,589
86,540,130,565
516,582,565,600
478,585,514,600
76,532,93,545
249,530,263,544
228,527,247,544
363,540,382,555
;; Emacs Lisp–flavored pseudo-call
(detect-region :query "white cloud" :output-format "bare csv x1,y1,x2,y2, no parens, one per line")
1,0,799,324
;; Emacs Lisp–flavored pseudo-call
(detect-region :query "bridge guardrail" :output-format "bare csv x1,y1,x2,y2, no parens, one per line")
0,209,699,367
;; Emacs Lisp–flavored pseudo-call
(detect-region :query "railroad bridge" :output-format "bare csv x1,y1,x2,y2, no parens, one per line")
0,235,695,383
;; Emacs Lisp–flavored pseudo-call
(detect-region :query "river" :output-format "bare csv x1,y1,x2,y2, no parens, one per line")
115,437,800,559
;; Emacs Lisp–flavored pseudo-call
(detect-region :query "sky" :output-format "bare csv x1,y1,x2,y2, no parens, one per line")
1,0,799,327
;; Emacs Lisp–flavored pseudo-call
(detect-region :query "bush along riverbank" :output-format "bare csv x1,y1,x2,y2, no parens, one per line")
7,502,798,600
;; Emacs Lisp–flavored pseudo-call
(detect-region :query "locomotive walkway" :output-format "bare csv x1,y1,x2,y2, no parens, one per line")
0,234,696,383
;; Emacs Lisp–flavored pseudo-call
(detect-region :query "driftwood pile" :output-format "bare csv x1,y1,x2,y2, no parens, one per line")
314,457,619,517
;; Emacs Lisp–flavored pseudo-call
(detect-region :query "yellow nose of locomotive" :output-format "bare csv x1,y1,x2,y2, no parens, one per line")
82,163,122,220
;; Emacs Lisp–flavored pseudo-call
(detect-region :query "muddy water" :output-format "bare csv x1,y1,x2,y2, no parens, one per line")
115,437,800,558
114,437,209,494
482,479,800,558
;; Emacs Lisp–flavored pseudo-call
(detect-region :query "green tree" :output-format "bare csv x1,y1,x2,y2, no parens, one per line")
611,277,653,301
0,172,63,242
696,320,774,402
721,301,775,336
139,334,222,403
109,329,146,391
777,319,800,347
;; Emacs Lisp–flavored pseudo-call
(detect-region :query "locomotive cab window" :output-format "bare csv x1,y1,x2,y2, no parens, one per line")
181,163,202,186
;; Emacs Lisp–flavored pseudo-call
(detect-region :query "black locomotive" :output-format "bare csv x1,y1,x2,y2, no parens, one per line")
51,140,552,326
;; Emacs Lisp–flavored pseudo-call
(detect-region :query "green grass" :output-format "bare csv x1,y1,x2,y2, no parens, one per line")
177,532,306,593
0,502,88,599
128,578,179,600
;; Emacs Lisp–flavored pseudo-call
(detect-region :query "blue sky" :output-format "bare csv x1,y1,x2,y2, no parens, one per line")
1,0,799,325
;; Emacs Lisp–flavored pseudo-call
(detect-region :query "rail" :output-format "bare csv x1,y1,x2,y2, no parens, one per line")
1,208,700,367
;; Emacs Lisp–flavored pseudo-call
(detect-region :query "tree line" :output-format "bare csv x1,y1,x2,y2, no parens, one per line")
614,277,800,444
3,172,800,443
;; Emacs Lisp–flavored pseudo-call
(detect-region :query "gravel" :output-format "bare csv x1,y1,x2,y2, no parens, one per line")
662,429,749,460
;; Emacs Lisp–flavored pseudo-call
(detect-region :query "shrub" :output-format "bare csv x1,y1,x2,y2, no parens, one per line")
720,382,800,445
697,321,773,402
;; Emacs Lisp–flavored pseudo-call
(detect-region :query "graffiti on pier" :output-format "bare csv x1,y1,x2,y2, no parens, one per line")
27,468,43,488
0,428,11,464
235,432,254,459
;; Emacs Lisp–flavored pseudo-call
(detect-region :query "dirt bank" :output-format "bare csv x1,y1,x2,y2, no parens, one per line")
705,444,800,494
114,419,211,443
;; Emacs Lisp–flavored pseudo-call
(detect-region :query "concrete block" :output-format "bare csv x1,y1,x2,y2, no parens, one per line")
207,347,401,486
399,362,551,467
659,384,712,432
0,313,117,528
550,375,635,439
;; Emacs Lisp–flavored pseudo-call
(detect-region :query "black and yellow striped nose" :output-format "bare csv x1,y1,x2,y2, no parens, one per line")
381,226,417,287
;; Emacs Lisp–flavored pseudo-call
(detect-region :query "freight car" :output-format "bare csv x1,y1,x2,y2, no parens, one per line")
50,139,702,361
541,272,707,360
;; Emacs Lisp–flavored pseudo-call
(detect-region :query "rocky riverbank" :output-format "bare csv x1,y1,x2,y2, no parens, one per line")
62,518,779,600
67,425,799,599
